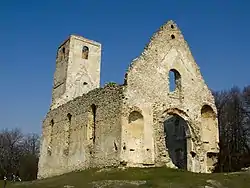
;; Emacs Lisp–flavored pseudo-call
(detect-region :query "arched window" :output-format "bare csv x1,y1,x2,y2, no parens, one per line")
169,69,181,92
128,111,143,124
201,105,216,119
82,46,89,59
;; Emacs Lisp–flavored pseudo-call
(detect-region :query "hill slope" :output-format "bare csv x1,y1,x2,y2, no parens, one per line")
2,167,250,188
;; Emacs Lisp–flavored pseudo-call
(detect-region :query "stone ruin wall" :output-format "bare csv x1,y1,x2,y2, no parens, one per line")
38,20,220,179
38,86,124,179
121,20,219,173
51,35,102,110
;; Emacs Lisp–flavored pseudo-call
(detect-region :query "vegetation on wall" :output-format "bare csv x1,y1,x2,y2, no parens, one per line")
104,82,118,87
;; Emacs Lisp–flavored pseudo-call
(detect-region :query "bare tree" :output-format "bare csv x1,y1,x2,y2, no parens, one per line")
0,128,40,180
213,86,250,172
0,128,24,176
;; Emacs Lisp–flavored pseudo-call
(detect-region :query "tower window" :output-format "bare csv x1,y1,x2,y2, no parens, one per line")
82,46,89,59
61,47,66,59
67,113,72,122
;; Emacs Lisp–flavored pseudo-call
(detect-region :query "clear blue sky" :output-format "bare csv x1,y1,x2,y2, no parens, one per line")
0,0,250,134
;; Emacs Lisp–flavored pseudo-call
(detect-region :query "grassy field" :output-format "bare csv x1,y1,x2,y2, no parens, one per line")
1,167,250,188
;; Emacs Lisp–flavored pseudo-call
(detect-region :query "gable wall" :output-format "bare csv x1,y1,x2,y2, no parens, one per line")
122,20,219,172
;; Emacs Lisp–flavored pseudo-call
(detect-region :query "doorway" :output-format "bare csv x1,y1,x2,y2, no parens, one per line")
163,114,189,169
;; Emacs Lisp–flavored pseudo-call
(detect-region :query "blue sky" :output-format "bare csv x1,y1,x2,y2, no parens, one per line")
0,0,249,134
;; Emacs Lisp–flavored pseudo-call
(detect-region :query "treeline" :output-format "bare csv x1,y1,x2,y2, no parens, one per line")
213,85,250,172
0,128,40,181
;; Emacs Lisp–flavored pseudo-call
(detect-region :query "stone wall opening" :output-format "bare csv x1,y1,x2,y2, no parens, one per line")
207,152,218,172
64,113,72,156
92,104,97,143
126,111,144,164
201,105,216,143
201,105,217,171
164,114,188,169
169,69,181,92
87,104,97,143
67,113,72,122
82,46,89,59
62,47,65,58
127,111,144,147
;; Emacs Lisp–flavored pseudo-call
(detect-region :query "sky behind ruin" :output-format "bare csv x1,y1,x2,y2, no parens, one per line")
0,0,249,134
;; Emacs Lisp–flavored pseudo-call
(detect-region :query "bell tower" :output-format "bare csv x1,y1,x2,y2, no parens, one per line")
51,35,102,110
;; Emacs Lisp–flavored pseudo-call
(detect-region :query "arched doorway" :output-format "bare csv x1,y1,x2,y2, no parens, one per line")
163,114,190,169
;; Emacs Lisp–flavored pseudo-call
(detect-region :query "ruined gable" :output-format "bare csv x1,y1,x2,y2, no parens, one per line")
121,20,219,172
124,20,215,107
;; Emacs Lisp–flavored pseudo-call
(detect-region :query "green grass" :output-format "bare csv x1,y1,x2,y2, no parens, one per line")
1,167,250,188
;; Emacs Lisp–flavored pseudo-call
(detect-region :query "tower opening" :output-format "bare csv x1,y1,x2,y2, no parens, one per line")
67,113,72,122
82,46,89,59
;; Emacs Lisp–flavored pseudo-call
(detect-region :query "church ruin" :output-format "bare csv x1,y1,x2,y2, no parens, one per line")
37,20,219,179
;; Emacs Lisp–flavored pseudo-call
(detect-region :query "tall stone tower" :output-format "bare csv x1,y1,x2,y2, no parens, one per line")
50,35,102,110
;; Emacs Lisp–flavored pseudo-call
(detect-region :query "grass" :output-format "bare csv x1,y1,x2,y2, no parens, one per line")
1,167,250,188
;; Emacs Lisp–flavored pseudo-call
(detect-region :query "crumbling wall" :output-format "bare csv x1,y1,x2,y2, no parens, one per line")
51,35,102,110
52,40,70,102
122,20,219,173
39,20,219,178
38,86,123,179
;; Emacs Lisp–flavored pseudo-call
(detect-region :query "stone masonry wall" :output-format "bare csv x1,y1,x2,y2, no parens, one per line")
38,20,219,179
38,85,123,179
51,35,102,110
122,20,219,173
52,40,70,102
